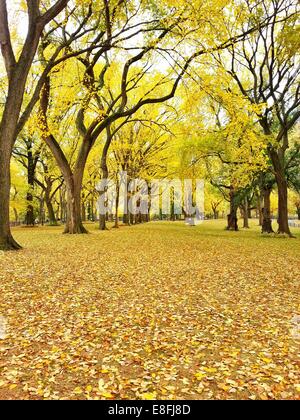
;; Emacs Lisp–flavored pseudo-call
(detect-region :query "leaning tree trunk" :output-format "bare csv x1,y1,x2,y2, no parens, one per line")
226,187,238,231
64,176,87,234
261,186,274,234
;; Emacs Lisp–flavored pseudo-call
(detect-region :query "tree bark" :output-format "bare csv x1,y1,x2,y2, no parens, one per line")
0,142,21,250
64,176,87,234
226,187,238,231
269,149,292,236
0,0,70,250
13,208,19,224
114,181,120,228
297,205,300,221
261,185,274,234
81,200,86,223
45,195,57,226
212,206,219,220
60,187,66,223
38,196,45,226
24,142,39,226
242,197,249,229
99,128,114,231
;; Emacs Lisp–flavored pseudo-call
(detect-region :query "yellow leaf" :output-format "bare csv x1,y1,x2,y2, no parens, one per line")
204,367,217,373
141,392,157,400
218,383,230,392
101,392,114,399
261,357,272,364
195,372,206,381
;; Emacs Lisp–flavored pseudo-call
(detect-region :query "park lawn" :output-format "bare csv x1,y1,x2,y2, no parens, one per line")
0,220,299,400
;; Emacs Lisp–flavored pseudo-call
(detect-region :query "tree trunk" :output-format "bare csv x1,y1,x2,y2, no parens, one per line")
25,145,36,226
13,208,19,224
81,201,86,223
212,205,219,220
226,187,238,231
114,181,120,228
0,147,21,250
123,212,130,225
130,212,135,225
242,198,249,229
258,191,264,226
297,205,300,221
99,176,108,230
227,212,238,231
123,180,131,225
147,183,152,222
269,149,292,236
90,198,95,222
64,177,87,234
38,196,45,226
277,176,291,235
45,196,57,226
60,187,66,223
56,203,60,222
99,128,113,231
99,214,107,230
261,186,274,234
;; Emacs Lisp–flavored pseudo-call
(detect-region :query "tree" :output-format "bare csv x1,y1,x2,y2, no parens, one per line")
34,151,63,226
177,69,268,231
0,0,70,250
13,134,42,226
0,0,284,247
38,0,243,234
217,0,300,236
107,112,172,228
10,161,27,224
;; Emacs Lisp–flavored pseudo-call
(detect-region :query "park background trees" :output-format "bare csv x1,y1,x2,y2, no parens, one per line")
0,0,299,249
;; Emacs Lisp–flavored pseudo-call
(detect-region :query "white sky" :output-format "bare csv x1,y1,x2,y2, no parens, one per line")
8,1,28,38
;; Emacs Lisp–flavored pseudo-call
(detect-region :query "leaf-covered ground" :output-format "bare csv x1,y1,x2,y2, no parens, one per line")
0,221,299,400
